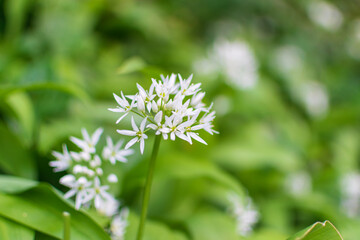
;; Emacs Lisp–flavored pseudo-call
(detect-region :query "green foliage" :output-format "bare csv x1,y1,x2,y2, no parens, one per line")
0,175,110,240
288,221,343,240
0,0,359,239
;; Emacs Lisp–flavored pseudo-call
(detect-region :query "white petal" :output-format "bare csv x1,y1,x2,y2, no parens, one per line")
115,112,128,124
154,111,163,124
131,117,139,132
70,137,87,150
140,117,148,131
189,132,207,145
117,130,136,136
125,137,138,149
81,128,91,142
92,128,104,145
140,139,145,154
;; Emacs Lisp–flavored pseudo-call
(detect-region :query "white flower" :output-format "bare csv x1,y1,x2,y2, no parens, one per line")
50,144,71,172
213,40,258,90
103,137,134,164
117,117,148,154
61,176,92,210
228,193,259,237
109,92,136,124
272,45,304,76
110,74,218,154
70,128,103,153
147,111,170,139
110,208,129,240
307,1,343,32
285,172,312,196
107,174,118,183
97,197,120,217
51,128,133,211
87,177,114,209
165,115,189,142
340,172,360,218
300,81,329,118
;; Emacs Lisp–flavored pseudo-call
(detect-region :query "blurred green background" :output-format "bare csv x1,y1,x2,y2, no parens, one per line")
0,0,360,239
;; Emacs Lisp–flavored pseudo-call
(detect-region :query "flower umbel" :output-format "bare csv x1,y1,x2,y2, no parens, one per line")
50,128,133,210
110,74,218,154
228,193,259,237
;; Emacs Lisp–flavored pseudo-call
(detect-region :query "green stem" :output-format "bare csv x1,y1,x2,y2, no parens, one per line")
136,134,162,240
63,212,71,240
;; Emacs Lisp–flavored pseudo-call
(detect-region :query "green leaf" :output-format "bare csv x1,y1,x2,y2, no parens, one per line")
0,124,37,179
4,92,35,144
117,57,146,75
288,220,343,240
185,208,238,240
125,212,188,240
0,176,111,240
0,215,34,240
0,82,89,101
157,154,244,195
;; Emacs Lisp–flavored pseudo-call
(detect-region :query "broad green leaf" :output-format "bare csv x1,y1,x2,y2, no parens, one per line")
157,154,244,195
125,212,188,240
185,208,238,240
117,57,146,75
0,82,89,101
288,220,343,240
0,176,111,240
5,92,35,144
0,215,34,240
34,232,59,240
0,124,37,179
0,175,37,194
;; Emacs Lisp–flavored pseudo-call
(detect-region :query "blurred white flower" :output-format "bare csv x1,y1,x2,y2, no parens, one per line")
102,137,134,164
110,74,218,154
70,128,103,153
110,207,130,240
214,95,231,116
50,128,133,210
272,45,304,76
340,172,360,218
228,193,259,237
213,40,258,90
285,171,312,196
346,19,360,60
307,1,343,32
97,197,120,217
300,81,329,118
193,39,258,90
50,144,71,172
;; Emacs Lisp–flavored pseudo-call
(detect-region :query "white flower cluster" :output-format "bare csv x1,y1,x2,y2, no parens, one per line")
110,207,129,240
228,193,259,237
340,172,360,218
109,74,218,154
50,128,133,210
194,39,258,90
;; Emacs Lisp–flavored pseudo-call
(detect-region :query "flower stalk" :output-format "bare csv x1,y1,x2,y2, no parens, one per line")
63,212,71,240
136,134,162,240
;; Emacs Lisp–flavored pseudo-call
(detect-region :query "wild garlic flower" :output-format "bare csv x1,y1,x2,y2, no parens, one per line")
285,171,312,197
50,128,133,210
194,40,258,90
228,193,259,237
340,172,360,218
307,1,343,32
109,74,218,154
110,207,129,240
